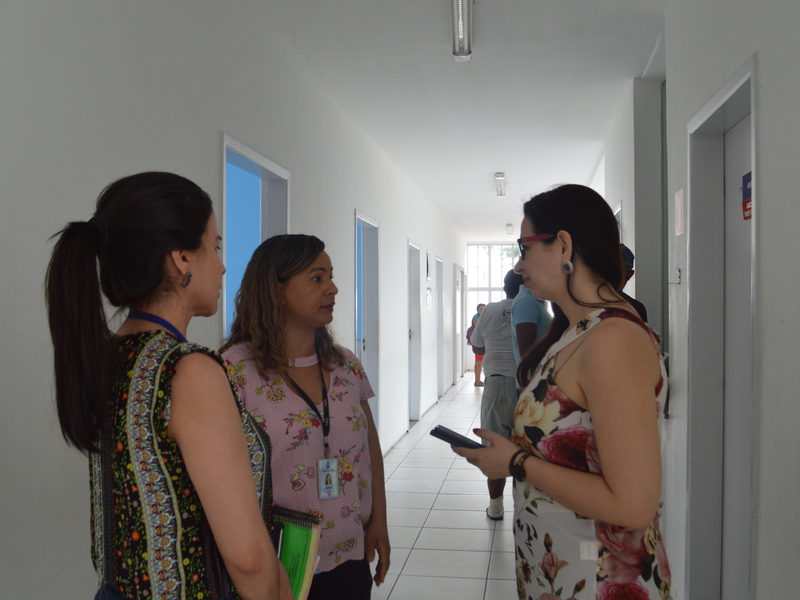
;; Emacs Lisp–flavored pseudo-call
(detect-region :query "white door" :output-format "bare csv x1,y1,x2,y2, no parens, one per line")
453,266,463,384
436,258,445,397
355,214,380,425
461,269,468,378
721,113,753,600
408,244,422,421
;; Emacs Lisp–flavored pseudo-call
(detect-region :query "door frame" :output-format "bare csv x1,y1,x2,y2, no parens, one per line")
683,54,758,600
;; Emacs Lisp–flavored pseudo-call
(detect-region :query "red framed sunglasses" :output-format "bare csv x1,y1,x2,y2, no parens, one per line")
517,233,555,259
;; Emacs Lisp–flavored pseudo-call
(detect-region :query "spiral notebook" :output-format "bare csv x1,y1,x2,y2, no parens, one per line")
273,506,322,600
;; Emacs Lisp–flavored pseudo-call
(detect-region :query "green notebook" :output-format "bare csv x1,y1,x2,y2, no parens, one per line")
273,506,322,600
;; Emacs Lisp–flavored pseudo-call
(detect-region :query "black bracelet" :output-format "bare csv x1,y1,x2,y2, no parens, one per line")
508,449,529,481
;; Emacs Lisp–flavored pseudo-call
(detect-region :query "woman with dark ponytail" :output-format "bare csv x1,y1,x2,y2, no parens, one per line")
453,185,671,599
46,172,291,600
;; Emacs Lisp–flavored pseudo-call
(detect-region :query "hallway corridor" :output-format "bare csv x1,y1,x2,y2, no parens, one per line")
372,377,517,600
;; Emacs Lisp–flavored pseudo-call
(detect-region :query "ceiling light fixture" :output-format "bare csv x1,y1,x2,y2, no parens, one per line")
450,0,472,62
495,172,506,197
506,223,514,237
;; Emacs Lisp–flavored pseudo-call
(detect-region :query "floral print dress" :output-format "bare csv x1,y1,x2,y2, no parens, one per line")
512,308,671,600
222,343,375,574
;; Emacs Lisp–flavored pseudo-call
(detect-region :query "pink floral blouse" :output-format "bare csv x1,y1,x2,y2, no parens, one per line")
222,343,375,574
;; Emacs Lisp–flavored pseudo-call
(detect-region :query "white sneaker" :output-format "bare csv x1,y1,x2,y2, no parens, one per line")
486,504,504,521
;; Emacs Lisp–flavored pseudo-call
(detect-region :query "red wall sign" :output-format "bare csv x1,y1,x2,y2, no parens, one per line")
742,172,752,220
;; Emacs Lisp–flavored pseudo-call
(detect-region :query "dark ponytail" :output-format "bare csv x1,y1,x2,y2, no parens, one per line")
46,221,114,452
517,184,622,388
45,172,213,453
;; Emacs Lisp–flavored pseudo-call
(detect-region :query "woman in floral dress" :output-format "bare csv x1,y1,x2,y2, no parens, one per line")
453,185,671,600
221,234,390,600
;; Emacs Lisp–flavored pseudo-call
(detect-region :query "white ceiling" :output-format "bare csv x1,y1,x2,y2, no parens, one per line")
252,0,668,241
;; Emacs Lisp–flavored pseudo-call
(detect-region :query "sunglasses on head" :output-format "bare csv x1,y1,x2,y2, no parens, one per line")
517,233,555,259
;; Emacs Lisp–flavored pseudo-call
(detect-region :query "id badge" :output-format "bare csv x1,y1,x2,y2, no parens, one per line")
318,458,340,500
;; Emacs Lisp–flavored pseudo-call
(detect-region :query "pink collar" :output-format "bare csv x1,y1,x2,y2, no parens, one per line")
288,354,319,368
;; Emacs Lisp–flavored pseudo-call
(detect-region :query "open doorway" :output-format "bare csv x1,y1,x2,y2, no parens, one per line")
222,135,288,338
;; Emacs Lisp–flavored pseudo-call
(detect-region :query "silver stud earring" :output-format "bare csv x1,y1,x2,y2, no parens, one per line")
181,272,192,288
561,260,574,275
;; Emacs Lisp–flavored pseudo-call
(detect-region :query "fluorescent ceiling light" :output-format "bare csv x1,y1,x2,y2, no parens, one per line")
495,172,506,197
450,0,472,62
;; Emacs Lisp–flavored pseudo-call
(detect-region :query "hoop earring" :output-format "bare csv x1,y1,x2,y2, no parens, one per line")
181,272,192,288
561,260,574,275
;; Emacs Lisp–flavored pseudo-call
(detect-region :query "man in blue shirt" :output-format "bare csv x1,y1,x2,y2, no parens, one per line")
471,271,544,520
510,283,551,367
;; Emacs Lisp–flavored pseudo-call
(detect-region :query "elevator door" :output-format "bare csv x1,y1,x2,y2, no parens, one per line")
721,112,753,600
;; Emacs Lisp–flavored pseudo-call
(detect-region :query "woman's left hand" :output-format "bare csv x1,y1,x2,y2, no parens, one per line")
365,515,391,586
451,429,521,480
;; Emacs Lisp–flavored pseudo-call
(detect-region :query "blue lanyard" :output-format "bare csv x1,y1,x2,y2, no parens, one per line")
127,310,188,343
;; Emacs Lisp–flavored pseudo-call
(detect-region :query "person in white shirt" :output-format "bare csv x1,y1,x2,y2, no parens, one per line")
469,270,524,520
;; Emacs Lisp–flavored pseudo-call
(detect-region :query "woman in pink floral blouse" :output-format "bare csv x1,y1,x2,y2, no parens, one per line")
221,234,389,600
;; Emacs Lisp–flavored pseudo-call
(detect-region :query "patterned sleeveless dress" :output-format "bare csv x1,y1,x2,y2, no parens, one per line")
512,308,671,600
90,331,272,600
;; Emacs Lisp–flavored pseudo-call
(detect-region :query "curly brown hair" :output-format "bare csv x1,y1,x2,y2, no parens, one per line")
221,234,346,374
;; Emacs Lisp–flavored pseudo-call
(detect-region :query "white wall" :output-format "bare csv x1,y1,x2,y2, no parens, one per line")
603,80,665,335
664,0,800,597
632,79,665,336
604,81,636,240
0,1,464,597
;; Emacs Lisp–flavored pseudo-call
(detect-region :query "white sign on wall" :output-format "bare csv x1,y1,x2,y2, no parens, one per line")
675,188,685,236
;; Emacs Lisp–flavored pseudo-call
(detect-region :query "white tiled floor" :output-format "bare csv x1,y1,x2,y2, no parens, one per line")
371,377,518,600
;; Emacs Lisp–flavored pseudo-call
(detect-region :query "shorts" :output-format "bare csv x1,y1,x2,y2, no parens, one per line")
475,354,484,362
479,374,519,444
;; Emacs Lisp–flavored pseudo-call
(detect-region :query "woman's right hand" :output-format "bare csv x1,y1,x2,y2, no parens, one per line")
170,352,286,600
278,564,294,600
451,428,520,480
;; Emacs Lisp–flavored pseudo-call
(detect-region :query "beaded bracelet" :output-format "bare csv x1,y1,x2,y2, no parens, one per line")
508,449,530,481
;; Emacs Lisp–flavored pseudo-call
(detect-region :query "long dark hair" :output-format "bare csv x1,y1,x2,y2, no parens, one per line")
222,234,346,374
517,184,623,387
45,172,213,452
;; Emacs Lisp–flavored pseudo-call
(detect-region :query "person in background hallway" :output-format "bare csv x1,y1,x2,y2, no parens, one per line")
221,234,390,600
453,184,671,600
510,281,552,367
619,243,648,323
467,303,486,386
45,172,291,600
469,271,523,520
